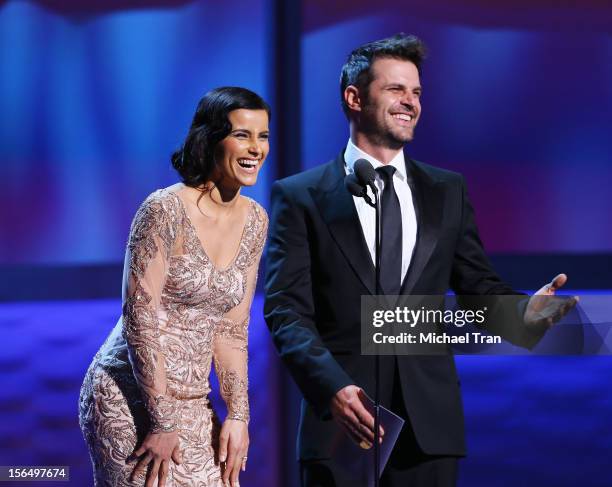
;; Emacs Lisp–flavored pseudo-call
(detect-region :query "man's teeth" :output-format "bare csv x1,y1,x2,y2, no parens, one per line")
392,113,412,121
238,159,258,168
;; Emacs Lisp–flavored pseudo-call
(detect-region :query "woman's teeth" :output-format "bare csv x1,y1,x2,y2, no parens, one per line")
238,158,258,168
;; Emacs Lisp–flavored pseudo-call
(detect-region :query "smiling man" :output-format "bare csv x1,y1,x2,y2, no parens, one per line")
264,34,572,487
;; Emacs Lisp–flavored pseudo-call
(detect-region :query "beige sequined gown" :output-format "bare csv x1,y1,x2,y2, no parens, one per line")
78,187,268,486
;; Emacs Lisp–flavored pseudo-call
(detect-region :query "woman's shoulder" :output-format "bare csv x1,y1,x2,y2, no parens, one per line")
144,184,182,206
241,197,268,259
242,196,268,225
136,185,183,216
130,186,184,237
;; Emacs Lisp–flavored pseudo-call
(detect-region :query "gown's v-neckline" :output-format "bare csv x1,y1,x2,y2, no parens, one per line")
170,189,253,273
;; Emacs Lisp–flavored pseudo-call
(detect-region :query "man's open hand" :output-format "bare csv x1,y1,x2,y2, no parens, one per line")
524,273,579,328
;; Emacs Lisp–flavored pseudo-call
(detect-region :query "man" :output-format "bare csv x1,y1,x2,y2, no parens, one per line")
264,34,574,486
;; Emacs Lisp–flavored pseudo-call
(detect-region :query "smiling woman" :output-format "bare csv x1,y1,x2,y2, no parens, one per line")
214,109,270,189
78,87,270,487
172,87,271,193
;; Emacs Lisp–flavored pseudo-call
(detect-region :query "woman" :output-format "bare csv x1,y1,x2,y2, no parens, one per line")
79,87,270,487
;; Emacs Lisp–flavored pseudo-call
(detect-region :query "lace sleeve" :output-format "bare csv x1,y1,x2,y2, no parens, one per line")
213,204,268,424
121,192,179,433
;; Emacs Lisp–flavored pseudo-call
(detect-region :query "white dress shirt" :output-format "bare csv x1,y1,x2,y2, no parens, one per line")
344,139,417,282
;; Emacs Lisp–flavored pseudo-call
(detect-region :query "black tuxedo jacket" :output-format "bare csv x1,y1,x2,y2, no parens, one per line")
263,151,518,460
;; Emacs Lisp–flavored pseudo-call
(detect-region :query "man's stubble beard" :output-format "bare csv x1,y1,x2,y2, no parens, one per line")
360,107,414,150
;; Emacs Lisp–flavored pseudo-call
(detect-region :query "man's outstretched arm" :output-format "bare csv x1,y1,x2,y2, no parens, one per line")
451,176,577,346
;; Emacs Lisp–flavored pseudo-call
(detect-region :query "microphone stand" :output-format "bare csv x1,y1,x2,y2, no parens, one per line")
346,167,382,486
364,184,382,487
373,187,381,487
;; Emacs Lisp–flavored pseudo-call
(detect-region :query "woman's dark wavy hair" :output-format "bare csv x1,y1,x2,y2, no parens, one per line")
171,86,271,188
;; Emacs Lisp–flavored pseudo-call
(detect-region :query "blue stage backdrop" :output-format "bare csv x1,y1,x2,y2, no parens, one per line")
302,5,612,254
0,0,274,265
0,1,281,486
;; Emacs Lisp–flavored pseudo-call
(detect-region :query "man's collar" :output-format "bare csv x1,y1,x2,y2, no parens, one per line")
344,138,407,181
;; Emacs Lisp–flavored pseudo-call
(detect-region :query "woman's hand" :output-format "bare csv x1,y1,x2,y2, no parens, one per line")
218,419,249,487
130,430,182,487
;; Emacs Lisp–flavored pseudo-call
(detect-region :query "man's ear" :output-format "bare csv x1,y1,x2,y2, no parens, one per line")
344,85,362,113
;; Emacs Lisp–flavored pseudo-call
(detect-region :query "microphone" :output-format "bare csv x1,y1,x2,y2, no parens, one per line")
344,173,374,207
344,173,365,197
354,158,377,193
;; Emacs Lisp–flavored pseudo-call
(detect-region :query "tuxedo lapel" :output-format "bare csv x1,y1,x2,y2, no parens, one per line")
401,158,444,294
311,153,376,295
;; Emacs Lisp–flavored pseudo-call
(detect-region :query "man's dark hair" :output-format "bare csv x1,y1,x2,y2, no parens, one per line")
171,86,271,189
339,33,427,116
